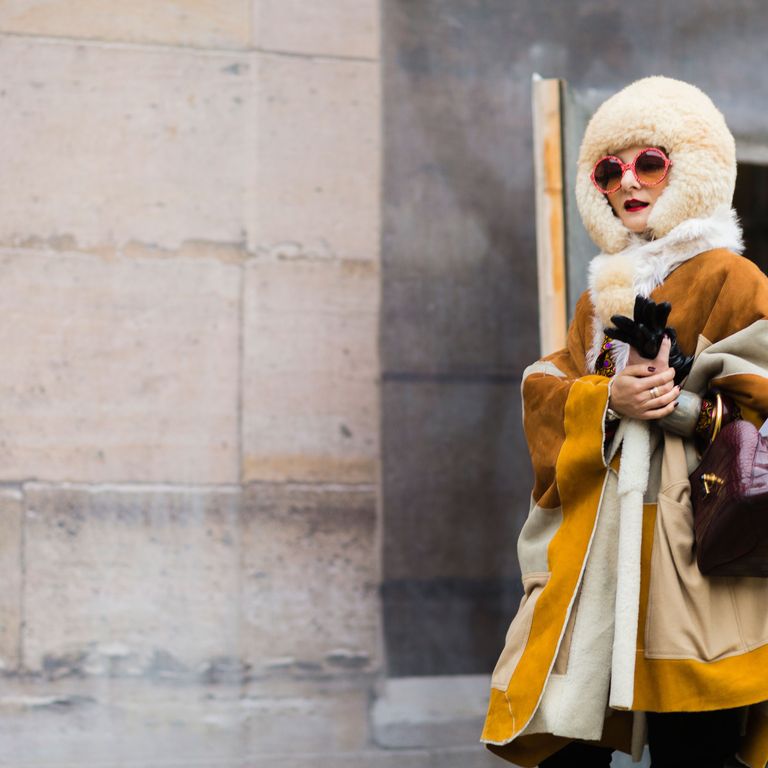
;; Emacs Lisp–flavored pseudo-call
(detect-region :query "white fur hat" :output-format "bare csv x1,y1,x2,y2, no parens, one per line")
575,76,736,254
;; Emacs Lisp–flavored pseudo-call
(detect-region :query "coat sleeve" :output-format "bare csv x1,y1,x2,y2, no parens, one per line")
679,253,768,420
523,292,612,508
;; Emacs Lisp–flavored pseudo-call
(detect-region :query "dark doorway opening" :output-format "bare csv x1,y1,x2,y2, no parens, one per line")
734,162,768,272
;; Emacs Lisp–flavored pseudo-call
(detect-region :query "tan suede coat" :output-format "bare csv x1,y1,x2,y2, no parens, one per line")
482,248,768,767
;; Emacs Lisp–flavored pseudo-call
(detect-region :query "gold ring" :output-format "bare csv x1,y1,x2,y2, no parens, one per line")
649,386,659,400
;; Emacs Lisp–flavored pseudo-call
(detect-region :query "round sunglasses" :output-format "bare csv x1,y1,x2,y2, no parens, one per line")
590,147,672,194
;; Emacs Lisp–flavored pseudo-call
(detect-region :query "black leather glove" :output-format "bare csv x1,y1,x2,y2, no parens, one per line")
605,296,693,385
663,326,694,384
606,295,670,358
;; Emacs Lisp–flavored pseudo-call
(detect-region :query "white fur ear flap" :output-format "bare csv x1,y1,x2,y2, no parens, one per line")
589,252,636,327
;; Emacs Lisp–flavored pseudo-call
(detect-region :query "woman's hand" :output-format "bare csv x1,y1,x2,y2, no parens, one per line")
609,337,680,420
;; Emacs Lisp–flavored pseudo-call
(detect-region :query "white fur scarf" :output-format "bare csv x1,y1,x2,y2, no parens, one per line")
588,206,742,710
585,205,743,375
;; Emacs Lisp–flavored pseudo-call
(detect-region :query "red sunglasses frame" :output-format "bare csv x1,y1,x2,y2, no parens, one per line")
590,147,672,194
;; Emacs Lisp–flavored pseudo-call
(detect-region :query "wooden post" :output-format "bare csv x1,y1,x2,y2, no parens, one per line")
531,75,567,357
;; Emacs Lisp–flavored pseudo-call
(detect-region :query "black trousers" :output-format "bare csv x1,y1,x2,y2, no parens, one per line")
538,709,742,767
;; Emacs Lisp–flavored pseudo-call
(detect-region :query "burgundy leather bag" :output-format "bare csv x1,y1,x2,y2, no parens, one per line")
689,415,768,576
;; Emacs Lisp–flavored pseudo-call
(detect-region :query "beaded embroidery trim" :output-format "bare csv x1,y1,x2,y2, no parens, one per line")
696,396,741,438
594,335,616,378
696,398,714,436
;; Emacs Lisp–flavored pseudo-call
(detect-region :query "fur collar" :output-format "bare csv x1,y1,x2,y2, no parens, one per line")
585,206,743,373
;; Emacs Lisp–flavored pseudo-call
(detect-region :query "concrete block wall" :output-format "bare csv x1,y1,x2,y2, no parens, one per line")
0,4,417,766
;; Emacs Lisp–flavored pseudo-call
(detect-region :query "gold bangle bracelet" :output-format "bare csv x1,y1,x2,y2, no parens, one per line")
710,392,724,445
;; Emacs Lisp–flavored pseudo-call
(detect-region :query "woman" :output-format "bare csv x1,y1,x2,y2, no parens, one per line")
481,76,768,767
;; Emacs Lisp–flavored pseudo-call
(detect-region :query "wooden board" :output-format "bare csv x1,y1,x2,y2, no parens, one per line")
531,76,567,357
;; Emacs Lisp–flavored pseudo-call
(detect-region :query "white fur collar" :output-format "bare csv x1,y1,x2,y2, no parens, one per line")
585,206,743,373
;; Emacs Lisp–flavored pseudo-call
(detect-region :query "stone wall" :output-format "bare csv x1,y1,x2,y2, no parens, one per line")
0,3,400,765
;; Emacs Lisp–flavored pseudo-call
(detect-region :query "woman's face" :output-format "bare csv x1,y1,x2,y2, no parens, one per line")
605,145,670,234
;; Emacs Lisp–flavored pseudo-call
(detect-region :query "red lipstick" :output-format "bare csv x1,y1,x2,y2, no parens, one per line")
624,199,649,212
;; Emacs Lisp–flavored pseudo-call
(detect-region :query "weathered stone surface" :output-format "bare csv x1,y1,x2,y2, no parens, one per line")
0,676,505,766
22,484,242,675
381,379,528,582
0,677,373,763
0,37,249,250
372,675,492,749
0,675,515,767
254,0,379,59
242,681,371,753
0,250,239,483
249,53,380,261
0,490,22,672
381,20,539,375
0,0,252,49
242,258,379,484
240,483,379,674
252,747,502,768
379,376,530,676
381,577,521,678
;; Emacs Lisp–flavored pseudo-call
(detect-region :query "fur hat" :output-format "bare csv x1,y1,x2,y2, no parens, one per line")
575,76,736,254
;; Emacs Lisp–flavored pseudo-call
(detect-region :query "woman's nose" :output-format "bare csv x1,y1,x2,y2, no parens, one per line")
621,167,640,191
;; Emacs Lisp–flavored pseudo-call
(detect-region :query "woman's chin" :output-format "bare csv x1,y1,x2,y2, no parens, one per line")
620,212,651,234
